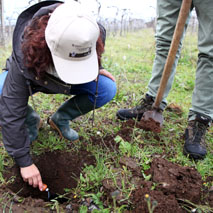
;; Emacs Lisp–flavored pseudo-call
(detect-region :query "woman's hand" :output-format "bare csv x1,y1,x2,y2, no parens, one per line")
20,164,43,191
98,69,116,82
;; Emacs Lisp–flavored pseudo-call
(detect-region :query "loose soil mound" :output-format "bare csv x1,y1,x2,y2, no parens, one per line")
130,158,203,212
100,155,212,212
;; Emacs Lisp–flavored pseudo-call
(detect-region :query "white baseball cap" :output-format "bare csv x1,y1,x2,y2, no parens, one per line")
45,1,100,84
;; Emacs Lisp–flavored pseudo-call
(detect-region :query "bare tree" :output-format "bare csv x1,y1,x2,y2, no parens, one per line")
95,0,101,17
28,0,36,5
28,0,43,4
107,6,120,36
0,0,5,46
120,9,131,36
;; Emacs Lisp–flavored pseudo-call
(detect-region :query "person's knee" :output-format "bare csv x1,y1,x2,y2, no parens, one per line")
92,78,117,108
104,80,117,103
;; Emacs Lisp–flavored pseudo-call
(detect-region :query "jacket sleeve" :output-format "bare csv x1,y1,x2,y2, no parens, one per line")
0,59,33,167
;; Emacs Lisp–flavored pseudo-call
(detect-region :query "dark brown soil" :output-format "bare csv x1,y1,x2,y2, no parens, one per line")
139,112,162,133
2,149,96,212
132,189,184,213
1,119,213,212
4,149,96,199
130,158,202,213
100,155,213,212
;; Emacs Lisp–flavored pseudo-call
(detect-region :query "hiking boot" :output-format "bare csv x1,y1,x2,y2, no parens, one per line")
116,94,155,121
183,113,211,160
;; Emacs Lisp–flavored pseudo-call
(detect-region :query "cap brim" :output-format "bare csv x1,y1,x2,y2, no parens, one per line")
52,51,99,84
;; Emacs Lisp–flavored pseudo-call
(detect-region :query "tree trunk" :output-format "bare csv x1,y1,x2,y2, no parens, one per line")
0,0,5,46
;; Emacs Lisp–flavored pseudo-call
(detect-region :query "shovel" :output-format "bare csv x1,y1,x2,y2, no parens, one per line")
42,184,68,203
140,0,192,133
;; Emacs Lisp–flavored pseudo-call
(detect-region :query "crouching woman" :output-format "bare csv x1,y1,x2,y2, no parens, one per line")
0,1,116,191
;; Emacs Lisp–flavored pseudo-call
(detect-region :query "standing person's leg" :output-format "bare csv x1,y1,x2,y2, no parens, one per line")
183,0,213,159
148,0,190,101
117,0,191,120
48,75,116,141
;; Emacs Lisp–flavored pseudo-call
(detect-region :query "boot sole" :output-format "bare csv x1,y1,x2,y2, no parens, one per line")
183,147,205,160
38,119,43,130
47,117,78,142
47,117,63,139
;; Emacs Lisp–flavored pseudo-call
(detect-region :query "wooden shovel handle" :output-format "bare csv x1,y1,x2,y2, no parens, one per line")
154,0,192,108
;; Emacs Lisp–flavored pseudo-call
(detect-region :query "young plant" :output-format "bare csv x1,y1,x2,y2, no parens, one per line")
114,135,137,157
144,194,158,213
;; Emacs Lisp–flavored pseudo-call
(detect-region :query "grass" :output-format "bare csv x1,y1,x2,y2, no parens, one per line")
0,28,212,211
0,43,12,70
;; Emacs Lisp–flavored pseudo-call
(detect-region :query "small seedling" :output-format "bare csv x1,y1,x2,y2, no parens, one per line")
144,194,158,213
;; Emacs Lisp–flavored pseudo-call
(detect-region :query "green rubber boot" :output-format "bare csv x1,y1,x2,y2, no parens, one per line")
48,94,94,141
25,105,41,142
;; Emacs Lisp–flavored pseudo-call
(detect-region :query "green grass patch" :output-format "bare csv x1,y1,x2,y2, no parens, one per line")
0,29,212,211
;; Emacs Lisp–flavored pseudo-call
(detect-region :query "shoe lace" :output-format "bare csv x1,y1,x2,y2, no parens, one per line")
135,96,153,110
192,121,207,144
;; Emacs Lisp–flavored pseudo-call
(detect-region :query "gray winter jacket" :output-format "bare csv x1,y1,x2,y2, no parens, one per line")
0,1,106,167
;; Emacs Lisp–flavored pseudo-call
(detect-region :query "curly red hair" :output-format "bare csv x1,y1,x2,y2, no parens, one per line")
22,14,104,78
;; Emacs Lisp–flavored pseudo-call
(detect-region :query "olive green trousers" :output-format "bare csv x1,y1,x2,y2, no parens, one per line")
147,0,213,121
